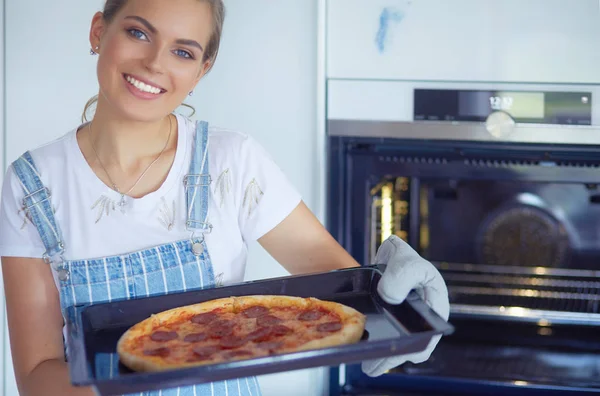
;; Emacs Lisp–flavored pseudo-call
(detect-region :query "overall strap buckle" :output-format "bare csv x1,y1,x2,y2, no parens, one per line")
184,174,212,187
186,220,213,233
42,244,70,281
22,187,52,212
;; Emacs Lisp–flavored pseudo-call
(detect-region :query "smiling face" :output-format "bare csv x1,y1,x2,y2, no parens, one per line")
89,0,214,122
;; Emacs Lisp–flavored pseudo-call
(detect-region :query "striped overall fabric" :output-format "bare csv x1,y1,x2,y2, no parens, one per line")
12,120,262,396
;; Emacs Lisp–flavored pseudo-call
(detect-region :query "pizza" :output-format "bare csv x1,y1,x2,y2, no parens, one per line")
116,295,367,372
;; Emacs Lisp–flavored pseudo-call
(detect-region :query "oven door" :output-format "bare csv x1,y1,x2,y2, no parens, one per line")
327,134,600,395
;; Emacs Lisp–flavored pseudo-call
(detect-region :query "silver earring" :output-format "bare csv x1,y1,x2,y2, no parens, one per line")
189,91,194,96
90,46,99,55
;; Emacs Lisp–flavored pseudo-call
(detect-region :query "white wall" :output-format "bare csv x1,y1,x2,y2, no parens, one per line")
0,0,5,394
2,1,326,395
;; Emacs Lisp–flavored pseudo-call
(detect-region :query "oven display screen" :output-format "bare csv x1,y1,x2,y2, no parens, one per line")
460,91,544,119
414,89,592,125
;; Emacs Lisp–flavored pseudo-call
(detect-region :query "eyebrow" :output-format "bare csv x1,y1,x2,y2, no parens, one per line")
124,15,204,52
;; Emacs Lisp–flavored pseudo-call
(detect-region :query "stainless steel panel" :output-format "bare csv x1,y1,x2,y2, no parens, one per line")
329,120,600,146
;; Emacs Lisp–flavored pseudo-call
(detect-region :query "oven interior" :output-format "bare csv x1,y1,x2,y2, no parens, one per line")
369,175,600,323
330,137,600,394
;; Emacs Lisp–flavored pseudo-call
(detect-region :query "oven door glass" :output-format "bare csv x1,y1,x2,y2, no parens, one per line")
327,136,600,395
367,165,600,322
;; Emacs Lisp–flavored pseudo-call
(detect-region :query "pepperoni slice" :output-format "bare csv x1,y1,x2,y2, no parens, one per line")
224,350,253,359
150,331,178,342
220,335,248,349
208,321,234,338
183,332,208,343
209,326,234,338
144,347,170,357
256,341,283,351
192,345,220,359
246,326,272,342
298,309,325,321
317,321,342,332
256,314,282,327
191,312,218,325
211,319,233,328
242,306,269,318
271,325,292,336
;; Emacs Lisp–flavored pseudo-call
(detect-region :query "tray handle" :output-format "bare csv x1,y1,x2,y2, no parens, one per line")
369,264,454,336
404,290,454,335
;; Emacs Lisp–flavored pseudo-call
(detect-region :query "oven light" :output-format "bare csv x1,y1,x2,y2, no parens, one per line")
381,184,393,243
534,267,547,275
514,381,529,386
537,319,550,327
506,307,527,317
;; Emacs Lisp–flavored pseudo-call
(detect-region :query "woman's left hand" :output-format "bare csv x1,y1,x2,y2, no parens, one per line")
362,235,450,377
258,203,449,376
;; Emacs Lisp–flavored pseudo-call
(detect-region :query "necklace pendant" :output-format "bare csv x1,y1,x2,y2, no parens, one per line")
118,194,127,213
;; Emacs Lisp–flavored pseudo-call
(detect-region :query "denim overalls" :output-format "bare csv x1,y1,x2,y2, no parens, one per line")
12,120,262,395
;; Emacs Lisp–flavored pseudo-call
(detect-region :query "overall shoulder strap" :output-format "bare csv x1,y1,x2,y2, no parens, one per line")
185,120,212,233
11,152,65,261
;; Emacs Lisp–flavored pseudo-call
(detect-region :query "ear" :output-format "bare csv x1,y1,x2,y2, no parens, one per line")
89,12,107,51
193,59,214,85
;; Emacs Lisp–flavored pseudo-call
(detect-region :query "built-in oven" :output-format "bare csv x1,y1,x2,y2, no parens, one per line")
326,83,600,395
323,2,600,394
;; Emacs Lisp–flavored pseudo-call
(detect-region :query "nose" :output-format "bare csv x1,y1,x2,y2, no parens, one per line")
143,45,166,74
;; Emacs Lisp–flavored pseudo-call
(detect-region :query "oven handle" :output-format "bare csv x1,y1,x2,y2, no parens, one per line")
371,263,454,336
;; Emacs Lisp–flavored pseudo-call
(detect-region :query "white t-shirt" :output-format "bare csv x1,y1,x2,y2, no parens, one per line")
0,113,302,287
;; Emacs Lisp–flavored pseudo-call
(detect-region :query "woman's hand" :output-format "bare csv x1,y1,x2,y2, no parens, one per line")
258,203,449,376
2,257,96,395
361,235,450,377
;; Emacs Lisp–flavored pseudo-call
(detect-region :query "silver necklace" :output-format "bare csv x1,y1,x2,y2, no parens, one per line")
88,115,173,209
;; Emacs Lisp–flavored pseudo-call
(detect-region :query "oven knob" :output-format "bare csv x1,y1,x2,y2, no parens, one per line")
485,111,515,139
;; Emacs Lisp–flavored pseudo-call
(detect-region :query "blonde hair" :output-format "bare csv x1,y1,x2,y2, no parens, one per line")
82,0,226,122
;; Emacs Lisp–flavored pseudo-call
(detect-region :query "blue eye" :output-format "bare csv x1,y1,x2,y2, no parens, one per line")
174,49,193,59
127,28,148,41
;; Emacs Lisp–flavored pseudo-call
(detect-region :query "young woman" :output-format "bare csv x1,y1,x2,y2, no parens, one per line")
0,0,449,395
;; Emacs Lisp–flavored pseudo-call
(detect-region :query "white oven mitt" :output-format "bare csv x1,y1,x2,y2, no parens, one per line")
361,235,450,377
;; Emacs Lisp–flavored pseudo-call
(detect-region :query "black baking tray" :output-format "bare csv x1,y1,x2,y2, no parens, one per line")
65,265,454,395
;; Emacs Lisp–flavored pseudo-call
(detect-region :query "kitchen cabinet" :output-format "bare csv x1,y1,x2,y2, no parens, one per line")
327,0,600,83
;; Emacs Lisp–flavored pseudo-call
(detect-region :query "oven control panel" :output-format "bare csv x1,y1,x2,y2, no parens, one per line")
414,89,592,126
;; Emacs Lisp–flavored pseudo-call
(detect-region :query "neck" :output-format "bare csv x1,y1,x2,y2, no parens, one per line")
87,98,174,171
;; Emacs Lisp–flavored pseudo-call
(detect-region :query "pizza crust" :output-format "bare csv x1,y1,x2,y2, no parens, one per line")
118,349,168,372
117,295,366,373
233,295,311,311
296,299,366,351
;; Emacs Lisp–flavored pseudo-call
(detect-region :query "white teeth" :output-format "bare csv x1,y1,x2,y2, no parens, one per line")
126,75,161,95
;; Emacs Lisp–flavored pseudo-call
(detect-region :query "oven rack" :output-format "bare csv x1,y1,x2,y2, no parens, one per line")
396,339,600,390
435,262,600,325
